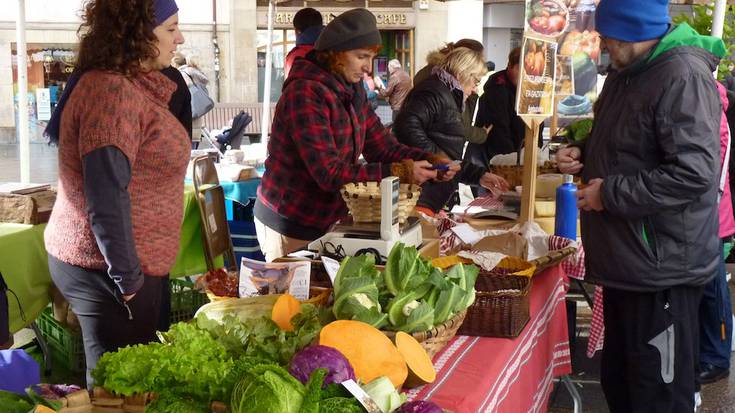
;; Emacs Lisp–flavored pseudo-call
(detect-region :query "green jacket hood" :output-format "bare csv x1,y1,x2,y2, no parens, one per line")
649,23,727,62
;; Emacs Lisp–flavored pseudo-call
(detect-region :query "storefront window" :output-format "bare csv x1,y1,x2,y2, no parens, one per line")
257,29,413,103
12,46,75,141
257,29,296,103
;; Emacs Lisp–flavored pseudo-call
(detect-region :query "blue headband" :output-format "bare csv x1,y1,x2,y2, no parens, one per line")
154,0,179,26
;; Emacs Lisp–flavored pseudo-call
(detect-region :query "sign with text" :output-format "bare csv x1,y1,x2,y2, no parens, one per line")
35,88,51,122
257,8,415,29
516,37,557,117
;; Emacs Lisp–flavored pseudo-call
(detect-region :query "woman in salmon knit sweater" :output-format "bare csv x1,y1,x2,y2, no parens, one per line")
43,0,188,386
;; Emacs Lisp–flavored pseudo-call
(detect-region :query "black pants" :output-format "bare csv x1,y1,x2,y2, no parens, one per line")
601,285,703,413
48,255,162,388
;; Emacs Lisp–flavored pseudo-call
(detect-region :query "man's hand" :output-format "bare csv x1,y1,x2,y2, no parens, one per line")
122,293,136,302
413,160,438,184
479,173,510,194
577,178,604,211
557,146,583,174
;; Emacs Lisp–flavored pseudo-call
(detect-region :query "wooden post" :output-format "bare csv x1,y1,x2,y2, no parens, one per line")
550,95,560,137
519,117,542,223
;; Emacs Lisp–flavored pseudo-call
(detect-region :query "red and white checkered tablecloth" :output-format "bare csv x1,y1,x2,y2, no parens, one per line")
549,236,604,358
406,266,572,413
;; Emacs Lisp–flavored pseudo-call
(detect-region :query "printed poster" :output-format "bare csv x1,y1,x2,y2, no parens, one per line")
239,258,312,300
556,0,600,116
516,36,558,117
555,54,574,97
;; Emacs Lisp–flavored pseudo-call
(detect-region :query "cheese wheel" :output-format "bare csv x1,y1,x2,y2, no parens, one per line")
535,174,564,199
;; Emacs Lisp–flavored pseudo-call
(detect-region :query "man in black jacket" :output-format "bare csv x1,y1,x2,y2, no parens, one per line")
557,1,725,411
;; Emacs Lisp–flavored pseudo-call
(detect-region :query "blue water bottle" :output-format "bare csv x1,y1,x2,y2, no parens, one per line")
555,174,578,239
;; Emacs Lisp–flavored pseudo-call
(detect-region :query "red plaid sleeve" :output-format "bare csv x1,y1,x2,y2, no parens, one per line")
282,80,385,192
361,106,431,163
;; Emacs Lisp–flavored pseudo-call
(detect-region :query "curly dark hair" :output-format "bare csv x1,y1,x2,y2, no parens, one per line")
75,0,158,76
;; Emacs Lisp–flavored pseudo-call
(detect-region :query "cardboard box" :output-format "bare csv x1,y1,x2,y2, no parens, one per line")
0,189,56,224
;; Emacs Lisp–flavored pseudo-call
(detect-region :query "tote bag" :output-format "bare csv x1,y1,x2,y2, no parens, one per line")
183,71,215,119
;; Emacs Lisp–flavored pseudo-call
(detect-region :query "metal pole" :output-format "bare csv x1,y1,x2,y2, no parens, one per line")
16,0,30,183
712,0,727,39
212,0,221,101
260,0,275,151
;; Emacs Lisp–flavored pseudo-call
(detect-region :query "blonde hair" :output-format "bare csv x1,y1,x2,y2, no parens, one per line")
185,54,201,70
439,47,487,88
171,52,186,68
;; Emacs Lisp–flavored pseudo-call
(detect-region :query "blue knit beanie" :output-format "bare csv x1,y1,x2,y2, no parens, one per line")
596,0,670,42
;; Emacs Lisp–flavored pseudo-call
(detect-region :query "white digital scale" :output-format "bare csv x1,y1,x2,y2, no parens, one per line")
308,177,423,260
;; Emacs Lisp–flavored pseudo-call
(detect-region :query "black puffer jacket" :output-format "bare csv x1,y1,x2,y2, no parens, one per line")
579,44,722,292
394,74,467,160
393,72,486,211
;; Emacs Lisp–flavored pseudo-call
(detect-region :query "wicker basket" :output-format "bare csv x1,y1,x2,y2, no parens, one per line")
458,274,531,338
529,246,576,275
490,161,559,188
341,182,421,224
382,311,466,358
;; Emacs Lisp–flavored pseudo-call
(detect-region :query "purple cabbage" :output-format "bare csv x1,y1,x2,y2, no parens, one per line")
397,400,443,413
288,345,355,387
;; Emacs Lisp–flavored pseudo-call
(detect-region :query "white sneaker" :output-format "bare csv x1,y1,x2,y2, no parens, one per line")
694,391,702,412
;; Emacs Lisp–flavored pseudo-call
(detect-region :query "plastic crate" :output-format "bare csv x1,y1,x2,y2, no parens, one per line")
169,277,208,323
36,308,85,373
229,219,265,266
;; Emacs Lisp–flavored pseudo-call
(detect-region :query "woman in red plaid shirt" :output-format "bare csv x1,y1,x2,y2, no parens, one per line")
254,8,458,261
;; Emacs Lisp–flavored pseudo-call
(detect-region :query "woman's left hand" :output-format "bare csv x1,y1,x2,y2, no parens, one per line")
479,173,509,194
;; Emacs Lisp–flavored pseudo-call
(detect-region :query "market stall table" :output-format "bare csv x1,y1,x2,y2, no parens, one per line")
3,186,217,335
407,265,572,413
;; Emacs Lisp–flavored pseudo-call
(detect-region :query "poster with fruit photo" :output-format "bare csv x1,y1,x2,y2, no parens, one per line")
556,0,600,116
526,0,570,39
516,37,557,117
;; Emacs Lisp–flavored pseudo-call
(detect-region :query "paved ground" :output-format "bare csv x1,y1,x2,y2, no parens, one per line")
0,143,59,184
550,279,735,413
4,143,735,411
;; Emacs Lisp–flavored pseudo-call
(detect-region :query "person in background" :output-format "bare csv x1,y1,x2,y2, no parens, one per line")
393,47,508,215
43,0,189,387
557,0,726,410
363,71,379,111
162,56,192,141
254,8,458,261
477,60,495,97
466,47,542,176
414,39,484,86
178,54,210,143
284,7,324,79
417,39,488,151
697,81,735,389
377,59,412,121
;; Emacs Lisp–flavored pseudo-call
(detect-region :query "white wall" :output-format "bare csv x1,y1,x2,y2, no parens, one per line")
446,0,483,43
414,0,449,74
482,3,524,71
483,28,511,70
483,3,524,29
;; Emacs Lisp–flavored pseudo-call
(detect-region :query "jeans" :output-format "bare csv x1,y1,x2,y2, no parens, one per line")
699,240,733,370
48,255,162,388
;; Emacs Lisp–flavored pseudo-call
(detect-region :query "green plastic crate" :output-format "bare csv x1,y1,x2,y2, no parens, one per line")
36,308,85,373
169,277,208,323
